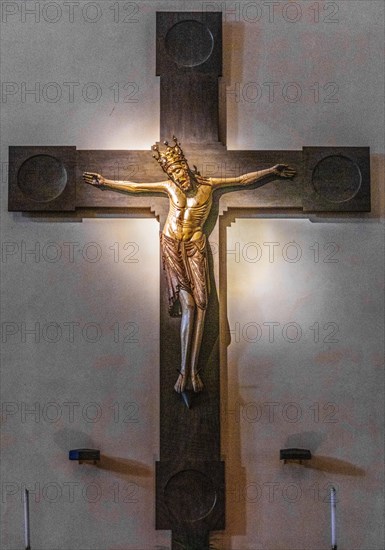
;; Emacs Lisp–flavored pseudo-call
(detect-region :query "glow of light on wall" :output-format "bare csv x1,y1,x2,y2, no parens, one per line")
97,122,160,151
226,219,284,301
78,118,160,151
81,217,160,289
227,219,316,321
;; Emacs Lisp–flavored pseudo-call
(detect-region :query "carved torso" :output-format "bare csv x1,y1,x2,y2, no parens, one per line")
163,180,213,241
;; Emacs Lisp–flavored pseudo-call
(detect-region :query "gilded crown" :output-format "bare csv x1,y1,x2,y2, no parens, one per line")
152,136,187,173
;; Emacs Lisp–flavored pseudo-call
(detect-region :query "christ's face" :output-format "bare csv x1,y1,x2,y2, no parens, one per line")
168,161,193,192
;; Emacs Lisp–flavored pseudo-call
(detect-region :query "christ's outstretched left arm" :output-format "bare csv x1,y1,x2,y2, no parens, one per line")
209,164,296,189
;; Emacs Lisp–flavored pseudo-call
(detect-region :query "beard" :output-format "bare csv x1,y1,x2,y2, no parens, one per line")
171,171,194,192
177,179,192,192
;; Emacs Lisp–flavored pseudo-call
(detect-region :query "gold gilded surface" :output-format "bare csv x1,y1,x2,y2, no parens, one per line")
83,138,295,395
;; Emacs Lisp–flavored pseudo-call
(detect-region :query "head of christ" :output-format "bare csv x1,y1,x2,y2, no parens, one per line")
152,136,194,192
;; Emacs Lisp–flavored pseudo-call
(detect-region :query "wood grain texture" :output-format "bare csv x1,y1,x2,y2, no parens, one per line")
157,11,222,145
8,146,76,212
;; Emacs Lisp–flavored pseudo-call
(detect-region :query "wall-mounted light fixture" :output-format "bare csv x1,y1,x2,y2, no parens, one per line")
280,448,312,464
69,448,100,465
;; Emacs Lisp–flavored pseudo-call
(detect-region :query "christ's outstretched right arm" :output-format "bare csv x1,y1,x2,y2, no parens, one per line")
83,172,168,194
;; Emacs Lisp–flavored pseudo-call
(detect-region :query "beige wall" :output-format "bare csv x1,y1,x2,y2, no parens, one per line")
1,1,384,549
224,216,384,549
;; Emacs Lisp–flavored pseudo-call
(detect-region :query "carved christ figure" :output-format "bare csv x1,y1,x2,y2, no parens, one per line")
84,137,295,396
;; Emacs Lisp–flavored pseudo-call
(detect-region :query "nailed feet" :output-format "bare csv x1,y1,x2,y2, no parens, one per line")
174,371,204,394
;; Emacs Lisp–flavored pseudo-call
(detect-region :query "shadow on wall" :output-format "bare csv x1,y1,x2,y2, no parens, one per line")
285,431,365,476
304,456,365,477
99,454,152,478
54,429,152,478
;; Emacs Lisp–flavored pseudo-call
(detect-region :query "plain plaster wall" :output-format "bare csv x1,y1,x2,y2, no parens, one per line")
1,1,384,549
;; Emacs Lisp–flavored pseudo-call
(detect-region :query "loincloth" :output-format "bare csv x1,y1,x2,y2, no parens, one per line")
160,232,210,317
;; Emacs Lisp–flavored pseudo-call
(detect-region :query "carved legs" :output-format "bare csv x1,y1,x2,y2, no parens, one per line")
174,289,195,393
190,307,205,392
174,289,205,394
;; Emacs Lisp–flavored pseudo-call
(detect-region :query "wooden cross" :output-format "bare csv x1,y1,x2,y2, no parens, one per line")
8,11,370,549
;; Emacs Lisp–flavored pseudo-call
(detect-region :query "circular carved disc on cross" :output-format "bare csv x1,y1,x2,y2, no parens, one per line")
165,20,214,67
311,154,362,203
17,154,68,202
164,469,217,523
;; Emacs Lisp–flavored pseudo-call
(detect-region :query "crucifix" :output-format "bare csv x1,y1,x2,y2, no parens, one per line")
83,138,295,401
8,11,370,549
